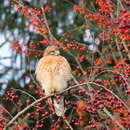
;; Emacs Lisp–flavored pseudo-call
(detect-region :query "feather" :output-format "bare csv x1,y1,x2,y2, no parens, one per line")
35,46,72,116
53,96,65,116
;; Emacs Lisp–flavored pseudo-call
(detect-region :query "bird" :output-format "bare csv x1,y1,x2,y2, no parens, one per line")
35,45,72,116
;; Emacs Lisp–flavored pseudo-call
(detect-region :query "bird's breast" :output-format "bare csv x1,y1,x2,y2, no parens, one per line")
35,55,71,94
42,71,67,95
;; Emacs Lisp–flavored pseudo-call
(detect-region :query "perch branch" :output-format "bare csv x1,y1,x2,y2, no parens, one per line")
4,81,128,129
3,83,88,129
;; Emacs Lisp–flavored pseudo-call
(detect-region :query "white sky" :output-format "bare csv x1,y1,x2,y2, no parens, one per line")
0,34,11,67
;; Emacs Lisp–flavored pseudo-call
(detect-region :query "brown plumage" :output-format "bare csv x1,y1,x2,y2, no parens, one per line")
35,46,72,116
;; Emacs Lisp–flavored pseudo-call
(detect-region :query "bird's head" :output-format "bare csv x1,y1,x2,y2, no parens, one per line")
44,46,60,56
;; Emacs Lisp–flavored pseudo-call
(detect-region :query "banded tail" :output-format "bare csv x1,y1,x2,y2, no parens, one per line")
53,96,65,116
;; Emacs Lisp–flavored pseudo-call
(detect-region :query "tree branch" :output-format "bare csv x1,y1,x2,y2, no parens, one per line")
89,82,130,113
64,119,74,130
3,83,87,129
4,81,129,129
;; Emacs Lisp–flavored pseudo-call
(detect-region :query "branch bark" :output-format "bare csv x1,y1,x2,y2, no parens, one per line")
4,81,129,129
3,83,87,129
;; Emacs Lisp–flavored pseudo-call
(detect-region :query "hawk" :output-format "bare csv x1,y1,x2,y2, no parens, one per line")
35,46,72,116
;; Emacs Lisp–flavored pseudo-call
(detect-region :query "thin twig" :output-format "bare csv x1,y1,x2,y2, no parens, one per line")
11,88,37,101
4,81,129,129
103,108,126,130
0,104,13,118
40,3,57,43
89,82,130,113
64,119,73,130
67,51,84,73
3,83,87,129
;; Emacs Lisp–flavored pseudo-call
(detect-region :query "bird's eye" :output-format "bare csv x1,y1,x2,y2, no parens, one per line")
49,50,60,55
50,51,55,54
51,51,55,53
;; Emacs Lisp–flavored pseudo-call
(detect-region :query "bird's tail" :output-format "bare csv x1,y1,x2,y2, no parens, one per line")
53,96,65,116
